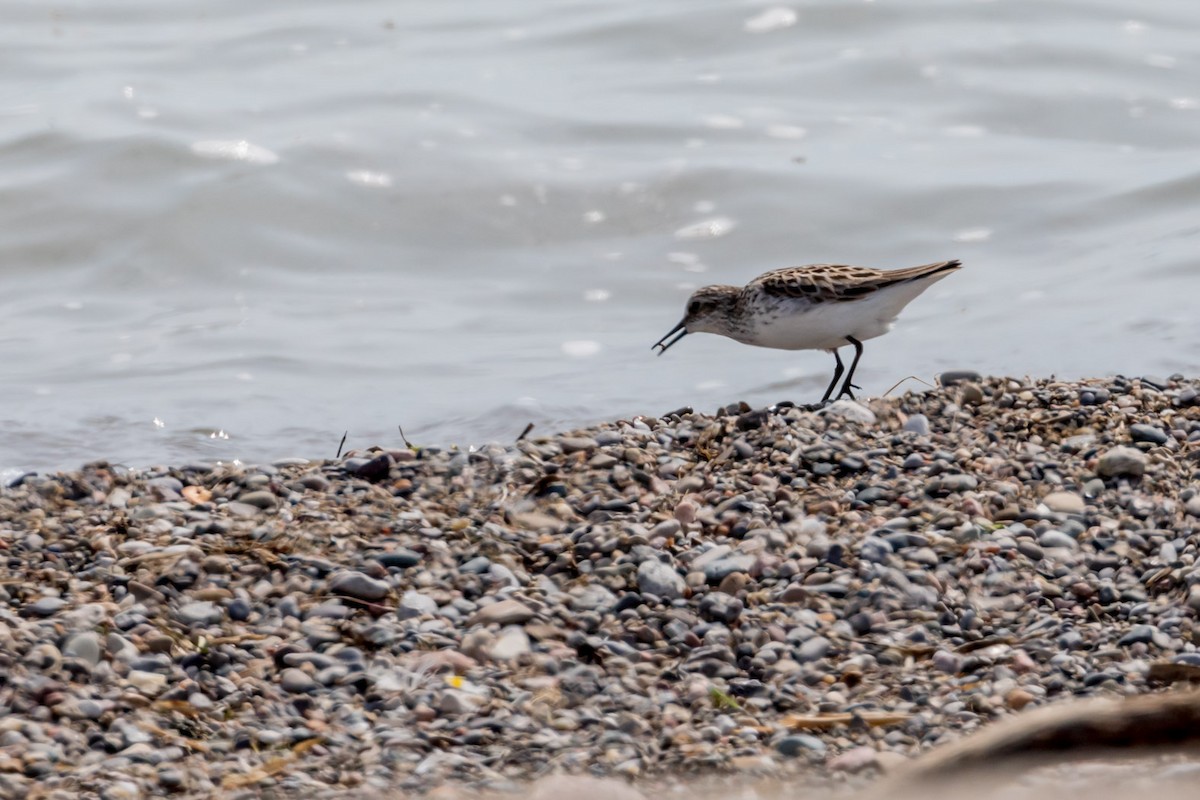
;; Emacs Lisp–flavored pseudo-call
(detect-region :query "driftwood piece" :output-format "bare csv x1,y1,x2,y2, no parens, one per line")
866,690,1200,798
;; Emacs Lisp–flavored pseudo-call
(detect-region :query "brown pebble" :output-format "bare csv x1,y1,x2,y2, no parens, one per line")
1005,688,1035,710
674,499,697,526
145,633,174,654
961,382,985,405
717,572,749,595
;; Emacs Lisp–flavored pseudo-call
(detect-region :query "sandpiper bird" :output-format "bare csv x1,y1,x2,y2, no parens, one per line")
653,260,961,404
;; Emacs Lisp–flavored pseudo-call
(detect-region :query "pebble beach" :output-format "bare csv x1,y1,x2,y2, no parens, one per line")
3,373,1200,799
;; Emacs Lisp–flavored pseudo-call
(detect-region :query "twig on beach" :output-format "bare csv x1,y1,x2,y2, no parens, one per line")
398,425,413,449
883,375,935,397
335,431,348,459
517,422,535,441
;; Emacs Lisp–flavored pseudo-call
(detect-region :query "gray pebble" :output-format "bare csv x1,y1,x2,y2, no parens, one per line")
699,593,743,625
25,597,66,618
796,636,831,662
228,598,251,621
280,667,317,693
459,556,492,573
63,631,102,666
468,599,534,626
776,734,827,757
559,437,599,453
700,554,756,582
375,549,422,568
1117,624,1162,647
859,537,893,564
175,601,223,626
1185,496,1200,518
1097,445,1146,478
637,559,686,600
1130,424,1168,445
1039,530,1078,550
397,591,438,619
488,626,532,660
570,584,618,612
933,650,962,674
939,370,982,386
235,489,278,509
329,570,390,602
157,768,185,790
927,474,978,494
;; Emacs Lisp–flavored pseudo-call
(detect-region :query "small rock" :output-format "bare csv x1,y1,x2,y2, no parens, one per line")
570,585,618,613
960,382,985,405
488,626,532,661
1005,688,1035,710
1039,530,1078,550
175,601,223,627
1130,424,1169,445
717,572,750,596
63,632,102,666
902,414,930,435
1042,491,1084,514
927,474,978,494
559,437,599,453
1097,446,1146,478
700,554,757,582
699,593,743,625
157,768,186,790
127,670,168,695
228,598,251,621
796,636,831,663
397,591,438,619
637,559,686,600
352,453,393,482
280,668,316,693
25,597,66,618
828,745,878,773
236,490,277,509
932,650,962,674
101,782,142,800
376,549,422,569
776,734,826,757
468,599,535,626
939,370,982,387
1117,624,1157,647
329,570,390,602
674,500,698,526
821,400,876,425
438,689,482,715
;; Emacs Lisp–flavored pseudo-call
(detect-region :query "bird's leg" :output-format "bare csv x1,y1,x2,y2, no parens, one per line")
835,336,864,400
819,348,845,405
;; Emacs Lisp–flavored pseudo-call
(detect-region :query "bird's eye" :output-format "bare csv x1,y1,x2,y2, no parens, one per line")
688,301,702,315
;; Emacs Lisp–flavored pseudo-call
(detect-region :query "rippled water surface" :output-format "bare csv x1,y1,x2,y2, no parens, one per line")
2,0,1199,471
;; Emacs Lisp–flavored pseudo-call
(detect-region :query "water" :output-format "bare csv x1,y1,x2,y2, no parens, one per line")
2,0,1198,472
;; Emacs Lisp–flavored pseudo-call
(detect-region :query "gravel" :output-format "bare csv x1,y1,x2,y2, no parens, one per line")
1,374,1199,797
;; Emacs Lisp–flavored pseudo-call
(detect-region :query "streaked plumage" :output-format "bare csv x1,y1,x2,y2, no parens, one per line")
653,260,961,403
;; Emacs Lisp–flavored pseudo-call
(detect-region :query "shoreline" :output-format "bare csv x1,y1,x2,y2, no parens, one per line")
2,374,1199,797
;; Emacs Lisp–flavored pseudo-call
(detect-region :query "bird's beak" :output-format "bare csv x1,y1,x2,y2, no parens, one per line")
652,319,688,356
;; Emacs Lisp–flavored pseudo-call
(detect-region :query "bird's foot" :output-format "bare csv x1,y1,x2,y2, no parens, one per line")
834,383,862,401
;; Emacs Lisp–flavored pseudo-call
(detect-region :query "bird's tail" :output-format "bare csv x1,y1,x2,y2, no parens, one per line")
878,259,962,288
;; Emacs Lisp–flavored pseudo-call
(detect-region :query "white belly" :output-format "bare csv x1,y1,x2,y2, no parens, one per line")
738,283,935,351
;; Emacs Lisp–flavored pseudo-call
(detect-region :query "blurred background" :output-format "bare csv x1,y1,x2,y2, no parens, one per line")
1,0,1198,472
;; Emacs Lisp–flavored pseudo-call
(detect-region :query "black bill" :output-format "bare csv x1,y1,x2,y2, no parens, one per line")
652,319,688,355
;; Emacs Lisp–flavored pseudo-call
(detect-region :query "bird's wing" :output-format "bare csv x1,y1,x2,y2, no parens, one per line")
751,264,886,303
752,260,961,303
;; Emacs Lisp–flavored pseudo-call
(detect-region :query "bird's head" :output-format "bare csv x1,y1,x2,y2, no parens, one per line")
652,285,739,355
